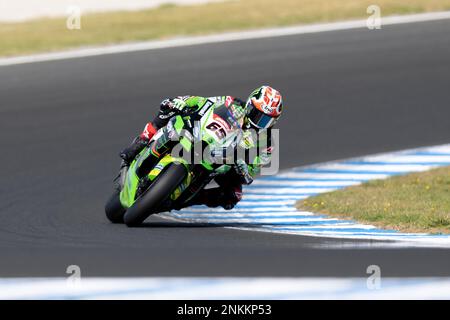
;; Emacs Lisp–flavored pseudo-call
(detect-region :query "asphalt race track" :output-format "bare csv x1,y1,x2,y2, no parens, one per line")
1,19,450,277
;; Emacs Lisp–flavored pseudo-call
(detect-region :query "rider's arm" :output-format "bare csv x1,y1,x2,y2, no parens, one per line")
139,95,207,139
247,146,273,177
123,95,209,162
239,129,274,180
168,95,210,111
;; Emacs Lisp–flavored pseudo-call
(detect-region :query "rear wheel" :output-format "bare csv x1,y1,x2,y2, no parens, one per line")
105,190,126,223
124,163,187,227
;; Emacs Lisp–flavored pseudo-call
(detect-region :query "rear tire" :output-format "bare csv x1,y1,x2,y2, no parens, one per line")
124,163,187,227
105,190,126,223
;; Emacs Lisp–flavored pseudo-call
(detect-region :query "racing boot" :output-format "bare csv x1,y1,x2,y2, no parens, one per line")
120,136,150,166
134,126,179,178
115,136,150,191
119,122,158,166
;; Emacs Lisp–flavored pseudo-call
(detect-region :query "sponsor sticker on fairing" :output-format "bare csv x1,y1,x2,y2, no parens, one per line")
198,99,214,116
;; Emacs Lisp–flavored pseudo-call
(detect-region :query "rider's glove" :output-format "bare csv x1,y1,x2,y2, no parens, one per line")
235,159,253,185
233,97,246,107
171,98,187,111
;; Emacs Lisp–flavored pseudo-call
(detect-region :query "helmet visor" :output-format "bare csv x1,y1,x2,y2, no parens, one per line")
247,106,277,129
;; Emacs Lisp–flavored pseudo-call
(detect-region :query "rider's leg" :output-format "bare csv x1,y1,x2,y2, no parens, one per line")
119,98,176,165
135,125,181,178
120,134,153,165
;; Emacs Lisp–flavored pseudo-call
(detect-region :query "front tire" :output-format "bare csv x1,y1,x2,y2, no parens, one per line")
124,163,187,227
105,190,126,223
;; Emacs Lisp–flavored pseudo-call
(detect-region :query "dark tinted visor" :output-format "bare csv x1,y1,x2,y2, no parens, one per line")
247,106,277,129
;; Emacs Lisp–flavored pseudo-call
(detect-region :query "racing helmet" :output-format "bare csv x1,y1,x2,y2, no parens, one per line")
245,86,283,129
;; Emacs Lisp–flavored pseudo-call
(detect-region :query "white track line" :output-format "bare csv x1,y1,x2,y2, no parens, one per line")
1,277,450,300
1,11,450,67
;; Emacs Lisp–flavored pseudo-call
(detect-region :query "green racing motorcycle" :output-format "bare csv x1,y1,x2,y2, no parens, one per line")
105,101,245,227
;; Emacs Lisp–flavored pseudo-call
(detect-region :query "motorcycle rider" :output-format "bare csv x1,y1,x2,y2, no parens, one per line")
119,85,283,210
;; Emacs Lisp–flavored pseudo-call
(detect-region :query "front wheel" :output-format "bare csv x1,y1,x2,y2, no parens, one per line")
124,163,187,227
105,190,126,223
